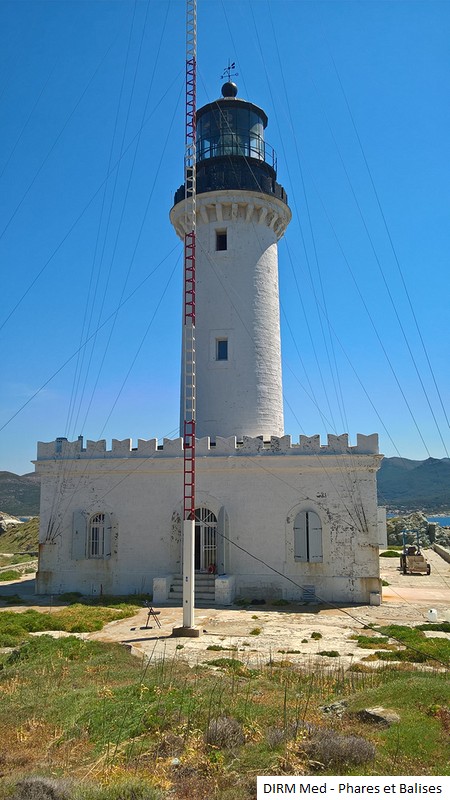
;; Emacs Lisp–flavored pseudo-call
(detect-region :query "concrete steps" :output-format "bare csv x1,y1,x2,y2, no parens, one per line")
169,573,215,604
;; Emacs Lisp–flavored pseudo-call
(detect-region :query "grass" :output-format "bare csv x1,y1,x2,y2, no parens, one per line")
379,550,402,558
0,569,21,582
346,671,450,775
0,635,449,797
0,602,139,647
0,553,36,568
416,621,450,632
351,624,450,666
351,634,393,650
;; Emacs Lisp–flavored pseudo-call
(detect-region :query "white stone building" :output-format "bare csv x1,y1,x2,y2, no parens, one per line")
35,82,385,605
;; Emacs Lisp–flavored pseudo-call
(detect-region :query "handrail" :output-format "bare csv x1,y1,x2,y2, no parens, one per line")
197,130,277,171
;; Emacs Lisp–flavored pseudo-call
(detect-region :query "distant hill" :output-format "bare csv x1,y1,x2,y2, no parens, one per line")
377,456,450,511
0,517,39,553
0,471,40,516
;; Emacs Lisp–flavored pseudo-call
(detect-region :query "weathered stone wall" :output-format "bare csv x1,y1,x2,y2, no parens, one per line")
35,434,381,603
433,543,450,564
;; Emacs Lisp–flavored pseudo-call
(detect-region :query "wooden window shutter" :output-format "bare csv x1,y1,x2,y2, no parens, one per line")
72,511,87,560
294,511,308,562
308,511,323,563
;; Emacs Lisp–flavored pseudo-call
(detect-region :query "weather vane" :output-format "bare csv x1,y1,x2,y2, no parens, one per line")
221,60,238,81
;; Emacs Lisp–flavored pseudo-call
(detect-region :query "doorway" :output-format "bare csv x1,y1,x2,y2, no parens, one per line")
195,507,217,571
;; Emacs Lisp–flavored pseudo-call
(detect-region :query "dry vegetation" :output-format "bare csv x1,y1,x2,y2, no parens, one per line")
0,629,448,799
0,518,39,554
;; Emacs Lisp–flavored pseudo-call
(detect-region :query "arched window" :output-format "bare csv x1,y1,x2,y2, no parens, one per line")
88,513,105,558
294,511,323,563
195,508,217,571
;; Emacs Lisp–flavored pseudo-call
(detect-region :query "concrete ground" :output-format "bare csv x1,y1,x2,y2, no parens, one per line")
1,549,449,668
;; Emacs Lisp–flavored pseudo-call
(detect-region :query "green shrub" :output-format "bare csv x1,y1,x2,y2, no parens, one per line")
318,650,340,658
311,631,322,640
0,570,21,582
249,627,261,635
379,550,402,558
352,635,392,650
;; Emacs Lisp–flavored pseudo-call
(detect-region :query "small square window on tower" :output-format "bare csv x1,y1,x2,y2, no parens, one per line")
216,338,228,361
216,229,227,251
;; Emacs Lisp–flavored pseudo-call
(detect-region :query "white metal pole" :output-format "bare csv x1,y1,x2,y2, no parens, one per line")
182,519,195,628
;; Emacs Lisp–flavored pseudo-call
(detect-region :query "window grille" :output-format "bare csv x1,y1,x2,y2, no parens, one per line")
88,513,105,558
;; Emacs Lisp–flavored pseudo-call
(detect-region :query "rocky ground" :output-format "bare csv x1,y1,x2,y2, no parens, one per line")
92,549,450,668
1,549,449,669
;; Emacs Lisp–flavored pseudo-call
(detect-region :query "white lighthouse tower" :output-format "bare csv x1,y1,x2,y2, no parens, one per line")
170,81,291,440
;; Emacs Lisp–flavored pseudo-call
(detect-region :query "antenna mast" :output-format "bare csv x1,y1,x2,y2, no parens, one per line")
180,0,198,633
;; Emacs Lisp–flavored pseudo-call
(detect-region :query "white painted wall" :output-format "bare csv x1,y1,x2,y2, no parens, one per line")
35,434,382,603
171,191,291,439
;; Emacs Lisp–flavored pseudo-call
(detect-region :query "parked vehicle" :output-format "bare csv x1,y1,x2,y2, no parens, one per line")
400,530,431,575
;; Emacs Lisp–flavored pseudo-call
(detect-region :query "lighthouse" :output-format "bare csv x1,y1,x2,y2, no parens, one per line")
170,81,292,440
35,83,383,607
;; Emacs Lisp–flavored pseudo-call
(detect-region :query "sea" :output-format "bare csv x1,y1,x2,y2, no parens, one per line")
427,516,450,527
387,514,450,526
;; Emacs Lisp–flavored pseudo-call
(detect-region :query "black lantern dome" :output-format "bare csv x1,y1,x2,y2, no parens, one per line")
173,83,288,206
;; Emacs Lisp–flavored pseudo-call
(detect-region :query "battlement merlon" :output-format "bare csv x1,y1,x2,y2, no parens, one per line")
35,432,379,461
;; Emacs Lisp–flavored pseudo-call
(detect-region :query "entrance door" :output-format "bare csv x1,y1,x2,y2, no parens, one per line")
195,508,217,571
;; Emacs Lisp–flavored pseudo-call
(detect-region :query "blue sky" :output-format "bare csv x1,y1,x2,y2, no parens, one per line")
0,0,449,475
